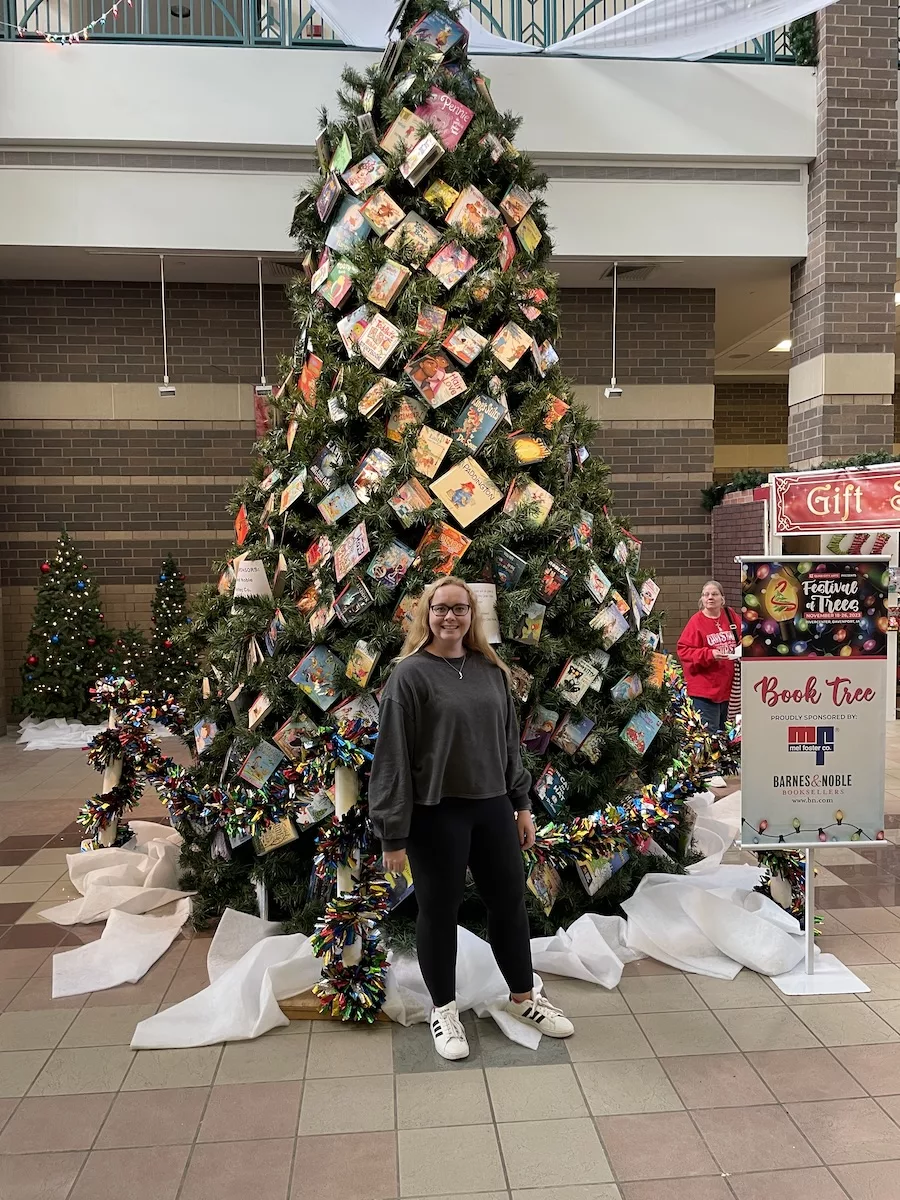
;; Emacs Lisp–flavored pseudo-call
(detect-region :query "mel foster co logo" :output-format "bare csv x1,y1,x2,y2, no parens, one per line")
788,725,835,766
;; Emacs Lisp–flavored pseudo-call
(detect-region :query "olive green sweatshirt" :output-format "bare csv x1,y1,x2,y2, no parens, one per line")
368,649,532,851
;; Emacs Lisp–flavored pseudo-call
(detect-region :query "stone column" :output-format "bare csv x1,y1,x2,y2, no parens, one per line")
788,0,898,468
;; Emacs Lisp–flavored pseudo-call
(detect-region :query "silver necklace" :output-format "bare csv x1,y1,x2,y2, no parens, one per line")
440,653,466,679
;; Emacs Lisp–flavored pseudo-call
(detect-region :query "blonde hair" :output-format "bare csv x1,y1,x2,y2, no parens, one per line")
397,575,511,679
699,579,726,610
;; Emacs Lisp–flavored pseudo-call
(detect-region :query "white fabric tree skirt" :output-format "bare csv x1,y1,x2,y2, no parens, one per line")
17,717,173,751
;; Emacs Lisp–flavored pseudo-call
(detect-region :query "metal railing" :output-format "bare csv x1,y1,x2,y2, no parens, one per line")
1,0,794,60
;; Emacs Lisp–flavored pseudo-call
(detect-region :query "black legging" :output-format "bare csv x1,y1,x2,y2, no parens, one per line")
405,793,534,1007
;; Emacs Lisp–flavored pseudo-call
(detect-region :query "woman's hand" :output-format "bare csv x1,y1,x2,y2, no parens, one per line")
516,810,536,851
712,647,732,659
383,849,408,875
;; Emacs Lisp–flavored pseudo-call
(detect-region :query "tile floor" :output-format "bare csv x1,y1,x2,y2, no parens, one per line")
3,736,900,1198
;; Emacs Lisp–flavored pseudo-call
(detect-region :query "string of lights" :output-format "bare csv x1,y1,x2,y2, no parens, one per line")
0,0,130,44
741,815,885,844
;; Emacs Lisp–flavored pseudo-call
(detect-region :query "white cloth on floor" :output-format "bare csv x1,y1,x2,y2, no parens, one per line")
17,716,173,751
52,900,192,997
40,821,191,925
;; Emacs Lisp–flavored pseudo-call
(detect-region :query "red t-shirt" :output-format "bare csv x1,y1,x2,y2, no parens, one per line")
676,608,738,703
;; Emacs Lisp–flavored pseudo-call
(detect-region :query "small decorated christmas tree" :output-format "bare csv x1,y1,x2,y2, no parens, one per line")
109,626,151,691
15,531,113,721
148,555,193,701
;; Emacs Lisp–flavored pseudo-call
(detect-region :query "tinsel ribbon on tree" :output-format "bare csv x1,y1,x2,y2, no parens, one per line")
310,873,393,1023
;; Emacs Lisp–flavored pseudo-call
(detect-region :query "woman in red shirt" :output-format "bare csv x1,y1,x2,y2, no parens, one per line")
676,580,740,732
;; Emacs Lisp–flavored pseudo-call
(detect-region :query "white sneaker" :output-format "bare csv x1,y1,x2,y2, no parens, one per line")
429,1001,469,1060
506,992,574,1038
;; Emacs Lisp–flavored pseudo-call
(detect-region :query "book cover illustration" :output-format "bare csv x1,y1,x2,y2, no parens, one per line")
317,484,359,525
386,395,427,444
577,851,628,897
585,561,612,604
405,352,467,409
527,860,562,917
589,649,611,685
423,178,459,211
385,860,416,911
334,691,380,725
426,242,478,290
359,189,405,236
390,589,418,632
316,172,342,223
193,719,217,757
346,639,380,688
499,184,534,226
379,107,427,155
610,673,643,703
610,589,630,617
237,741,284,789
367,539,415,589
430,456,503,528
639,629,661,655
627,574,645,629
264,608,287,656
446,184,501,236
519,286,548,323
388,477,433,526
569,509,594,550
357,313,401,369
544,395,570,429
310,441,343,490
494,545,527,590
324,196,371,255
614,531,642,565
247,691,273,731
412,425,452,478
509,663,533,703
532,338,559,378
400,132,444,185
352,447,394,503
516,212,542,255
315,129,330,172
521,703,559,754
408,10,467,53
310,251,331,292
648,652,667,687
298,353,323,409
497,227,516,272
579,729,603,764
317,259,356,310
640,577,660,614
479,131,503,161
503,477,554,526
295,789,336,830
304,536,332,574
555,656,600,706
367,259,411,310
514,600,546,645
442,325,488,367
591,601,630,649
329,131,352,175
450,393,506,453
334,521,370,583
414,86,474,150
233,503,250,548
333,576,375,625
509,433,549,464
341,152,387,196
358,376,394,418
289,645,345,711
385,211,441,263
258,468,281,495
620,710,663,756
539,557,571,603
226,683,248,723
309,599,336,637
252,816,299,857
415,521,472,575
336,304,370,356
534,763,568,818
490,321,532,370
468,581,501,644
416,303,448,337
553,712,596,756
272,714,320,761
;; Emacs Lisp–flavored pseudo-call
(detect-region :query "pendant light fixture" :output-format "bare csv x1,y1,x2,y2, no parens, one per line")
255,256,272,398
158,254,176,398
604,260,623,399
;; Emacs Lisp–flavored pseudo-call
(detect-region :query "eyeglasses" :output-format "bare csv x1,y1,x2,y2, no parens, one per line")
430,604,471,616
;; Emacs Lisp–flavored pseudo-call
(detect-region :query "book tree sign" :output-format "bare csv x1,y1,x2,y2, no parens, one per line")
740,558,888,848
771,463,900,534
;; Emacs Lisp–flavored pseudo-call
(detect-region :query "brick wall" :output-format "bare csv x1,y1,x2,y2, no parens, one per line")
715,378,788,445
712,490,766,612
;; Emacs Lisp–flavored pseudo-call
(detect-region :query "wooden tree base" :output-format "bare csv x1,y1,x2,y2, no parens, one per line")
279,990,389,1023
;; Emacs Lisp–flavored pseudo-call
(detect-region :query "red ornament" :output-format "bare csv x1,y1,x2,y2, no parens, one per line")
98,613,105,622
26,654,38,667
39,561,51,574
164,638,173,649
87,637,96,647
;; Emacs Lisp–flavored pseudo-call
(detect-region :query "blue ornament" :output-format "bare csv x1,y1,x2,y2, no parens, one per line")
76,581,86,591
186,617,192,624
159,573,166,582
26,674,32,681
51,634,60,644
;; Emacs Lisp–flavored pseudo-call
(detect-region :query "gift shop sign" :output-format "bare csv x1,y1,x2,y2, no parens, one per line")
771,463,900,535
740,558,887,847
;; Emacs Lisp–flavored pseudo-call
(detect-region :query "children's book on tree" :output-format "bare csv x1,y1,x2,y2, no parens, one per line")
342,152,387,196
514,600,546,645
648,652,667,687
450,393,506,453
521,703,559,754
527,860,562,917
315,130,330,172
358,376,393,418
411,425,452,478
426,242,477,290
234,504,250,547
503,477,554,526
386,395,427,443
295,790,336,829
309,599,336,637
357,312,401,369
589,648,611,683
193,719,217,756
310,252,331,293
415,521,471,574
400,132,444,186
404,352,466,409
336,304,370,356
379,107,427,155
543,395,569,428
532,339,559,378
569,509,593,549
264,609,287,656
535,763,568,818
468,581,501,643
627,574,644,628
585,562,612,604
446,185,501,236
516,213,542,254
553,712,596,756
304,535,332,574
367,539,415,590
346,639,380,688
620,709,662,756
443,325,487,366
539,557,571,603
591,601,629,649
423,178,459,211
252,816,299,857
611,673,643,703
490,321,532,370
367,260,411,310
285,418,299,453
610,589,630,618
388,477,433,526
509,433,549,464
258,468,281,494
555,655,600,705
233,559,273,602
247,691,273,731
640,577,660,614
578,851,628,896
579,729,603,764
352,447,394,502
333,576,375,625
272,713,319,761
279,469,308,515
638,627,660,652
237,741,283,789
334,521,370,583
392,589,420,630
615,530,642,565
333,690,381,724
298,353,323,408
289,645,344,711
408,10,467,54
360,189,405,236
385,212,441,262
329,131,352,175
416,303,448,337
430,456,503,528
297,583,320,617
499,184,534,226
320,268,357,317
414,86,474,149
310,441,343,490
519,286,548,322
325,197,371,254
227,683,249,722
316,173,342,222
317,484,359,525
497,227,516,272
493,545,527,590
509,663,533,703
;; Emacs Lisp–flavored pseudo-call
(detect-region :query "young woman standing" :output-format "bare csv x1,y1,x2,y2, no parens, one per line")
368,576,574,1060
676,579,740,732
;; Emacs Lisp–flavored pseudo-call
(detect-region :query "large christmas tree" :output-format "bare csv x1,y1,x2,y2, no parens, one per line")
175,1,708,946
15,531,114,721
